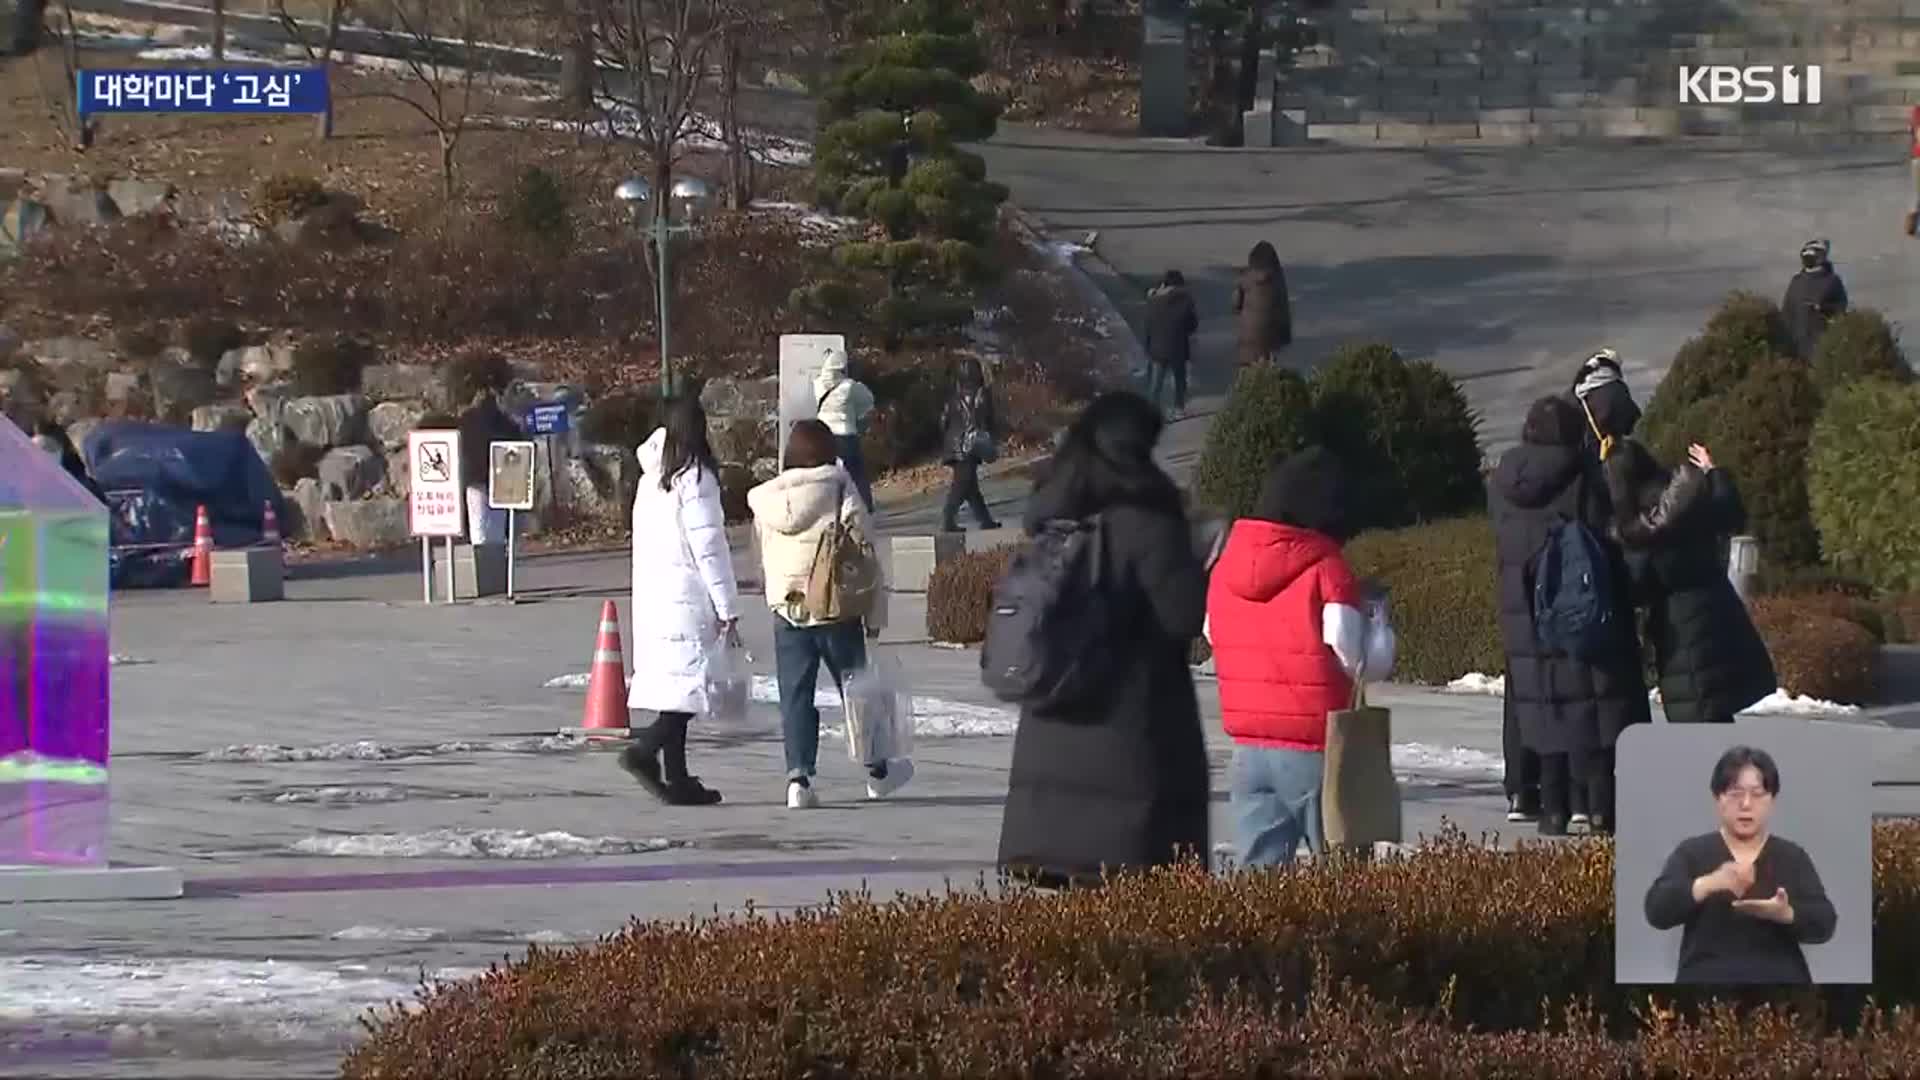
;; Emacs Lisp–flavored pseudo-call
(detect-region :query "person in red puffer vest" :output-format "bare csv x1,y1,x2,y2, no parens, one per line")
1206,446,1391,868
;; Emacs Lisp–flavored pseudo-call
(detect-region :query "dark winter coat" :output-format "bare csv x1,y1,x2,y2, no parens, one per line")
1143,284,1199,369
941,384,997,464
1607,442,1777,723
1491,442,1651,755
997,401,1209,886
1781,266,1848,361
1233,265,1291,365
457,397,525,489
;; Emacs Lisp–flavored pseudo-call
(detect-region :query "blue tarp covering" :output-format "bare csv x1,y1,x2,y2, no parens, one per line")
82,421,287,589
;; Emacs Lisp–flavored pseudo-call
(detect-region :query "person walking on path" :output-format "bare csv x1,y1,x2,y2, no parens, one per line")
748,419,911,809
939,357,1002,533
1594,408,1777,726
1142,269,1199,417
457,387,526,547
812,344,876,512
1781,239,1848,361
1233,241,1292,368
997,392,1209,888
1491,395,1650,837
1205,446,1394,868
619,396,738,806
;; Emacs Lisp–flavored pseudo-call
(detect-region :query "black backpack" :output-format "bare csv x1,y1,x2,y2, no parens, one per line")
980,517,1115,711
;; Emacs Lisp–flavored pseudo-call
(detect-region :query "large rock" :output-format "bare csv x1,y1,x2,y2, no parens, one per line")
698,375,780,420
501,380,580,418
247,416,291,463
361,363,446,408
287,478,329,541
105,178,177,217
324,497,409,549
1,199,54,258
718,462,753,523
45,390,90,425
0,169,23,201
316,445,386,501
565,443,638,523
219,343,294,386
149,363,218,422
103,371,144,407
36,175,121,227
0,324,20,360
247,381,295,420
283,393,367,448
67,417,105,451
711,414,777,466
191,403,254,433
272,193,360,247
367,400,427,450
27,337,116,373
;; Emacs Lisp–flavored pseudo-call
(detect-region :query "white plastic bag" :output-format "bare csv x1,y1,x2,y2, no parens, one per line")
1359,592,1396,683
704,633,753,731
843,649,914,765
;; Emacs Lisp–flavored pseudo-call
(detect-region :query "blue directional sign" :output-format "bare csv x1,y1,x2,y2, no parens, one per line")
526,402,571,436
76,68,330,119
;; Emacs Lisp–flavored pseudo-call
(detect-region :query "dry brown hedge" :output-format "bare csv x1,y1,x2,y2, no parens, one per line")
342,824,1920,1079
1751,599,1882,704
925,544,1022,644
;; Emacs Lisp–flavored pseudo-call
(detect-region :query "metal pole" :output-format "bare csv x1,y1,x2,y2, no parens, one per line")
421,537,431,604
443,536,455,603
507,509,517,600
655,216,672,398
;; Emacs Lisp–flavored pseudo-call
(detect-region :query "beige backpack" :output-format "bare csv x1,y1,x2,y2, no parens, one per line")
803,480,881,623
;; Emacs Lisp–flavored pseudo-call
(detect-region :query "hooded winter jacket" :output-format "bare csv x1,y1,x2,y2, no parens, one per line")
1206,520,1370,751
746,461,876,628
811,347,874,438
627,427,739,714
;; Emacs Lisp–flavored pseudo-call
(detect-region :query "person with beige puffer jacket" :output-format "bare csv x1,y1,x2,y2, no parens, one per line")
748,419,911,810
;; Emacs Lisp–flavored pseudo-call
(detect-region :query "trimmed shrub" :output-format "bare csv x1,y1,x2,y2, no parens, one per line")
1809,379,1920,594
289,335,371,396
1891,592,1920,644
1750,599,1879,704
1312,343,1484,529
254,172,328,225
1638,291,1791,461
1345,515,1501,684
1812,308,1913,392
1696,356,1823,567
926,544,1020,644
270,443,326,487
343,824,1920,1079
179,316,244,368
1760,587,1894,644
1192,363,1315,519
578,392,658,449
444,349,514,407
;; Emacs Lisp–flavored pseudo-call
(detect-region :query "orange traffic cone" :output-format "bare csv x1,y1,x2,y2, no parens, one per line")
578,600,631,738
190,505,213,587
261,500,281,547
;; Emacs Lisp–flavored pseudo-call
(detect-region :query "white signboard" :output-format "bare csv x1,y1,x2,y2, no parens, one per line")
777,333,847,468
488,440,536,511
407,429,464,537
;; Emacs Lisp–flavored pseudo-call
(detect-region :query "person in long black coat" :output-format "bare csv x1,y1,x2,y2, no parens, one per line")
1602,438,1777,723
1491,396,1650,835
997,391,1209,888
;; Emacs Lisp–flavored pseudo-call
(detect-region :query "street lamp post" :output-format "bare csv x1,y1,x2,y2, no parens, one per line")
613,174,713,399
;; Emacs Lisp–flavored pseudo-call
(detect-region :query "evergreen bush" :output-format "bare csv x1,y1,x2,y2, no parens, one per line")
179,316,244,368
1695,356,1823,567
1808,379,1920,593
1192,363,1315,519
1313,342,1485,530
499,166,573,254
444,349,514,406
1344,515,1502,684
288,334,371,395
1638,291,1792,461
1810,308,1913,393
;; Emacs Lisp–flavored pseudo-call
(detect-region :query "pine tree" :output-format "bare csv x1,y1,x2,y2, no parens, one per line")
803,0,1009,338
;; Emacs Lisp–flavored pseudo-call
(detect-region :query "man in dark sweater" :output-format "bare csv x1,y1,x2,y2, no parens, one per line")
1643,745,1837,984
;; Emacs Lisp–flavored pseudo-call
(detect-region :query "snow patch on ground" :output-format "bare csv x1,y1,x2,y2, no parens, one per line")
1445,672,1860,715
547,672,1022,736
109,654,153,666
1391,743,1505,779
134,43,291,64
0,956,474,1031
255,786,420,805
290,829,676,859
474,107,811,166
330,926,445,942
198,735,584,762
543,672,592,689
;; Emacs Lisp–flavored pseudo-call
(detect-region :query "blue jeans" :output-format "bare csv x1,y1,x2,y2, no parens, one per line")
773,616,868,780
834,434,873,512
1230,746,1325,868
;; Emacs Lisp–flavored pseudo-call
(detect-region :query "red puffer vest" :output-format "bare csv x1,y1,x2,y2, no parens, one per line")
1206,519,1360,751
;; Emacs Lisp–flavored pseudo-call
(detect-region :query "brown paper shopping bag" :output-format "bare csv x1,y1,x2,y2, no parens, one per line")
1321,682,1402,850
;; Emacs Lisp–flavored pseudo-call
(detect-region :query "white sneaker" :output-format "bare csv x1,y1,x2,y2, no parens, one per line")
866,759,915,800
1570,813,1591,831
786,780,820,809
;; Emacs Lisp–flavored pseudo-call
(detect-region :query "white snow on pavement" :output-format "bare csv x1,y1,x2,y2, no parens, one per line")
545,671,1025,737
330,926,445,942
0,957,473,1030
198,735,585,762
1444,672,1861,715
290,829,676,859
1391,743,1504,778
109,654,153,666
543,672,592,689
257,786,421,805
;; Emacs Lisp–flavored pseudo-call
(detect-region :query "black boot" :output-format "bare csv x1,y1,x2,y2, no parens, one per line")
663,775,723,806
618,739,668,800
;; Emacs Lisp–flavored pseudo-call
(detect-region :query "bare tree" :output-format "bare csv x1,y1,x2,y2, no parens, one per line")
353,0,489,200
212,0,226,60
31,0,92,151
586,0,721,226
273,0,351,136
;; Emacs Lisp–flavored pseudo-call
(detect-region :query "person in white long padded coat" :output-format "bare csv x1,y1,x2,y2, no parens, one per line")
618,396,739,806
